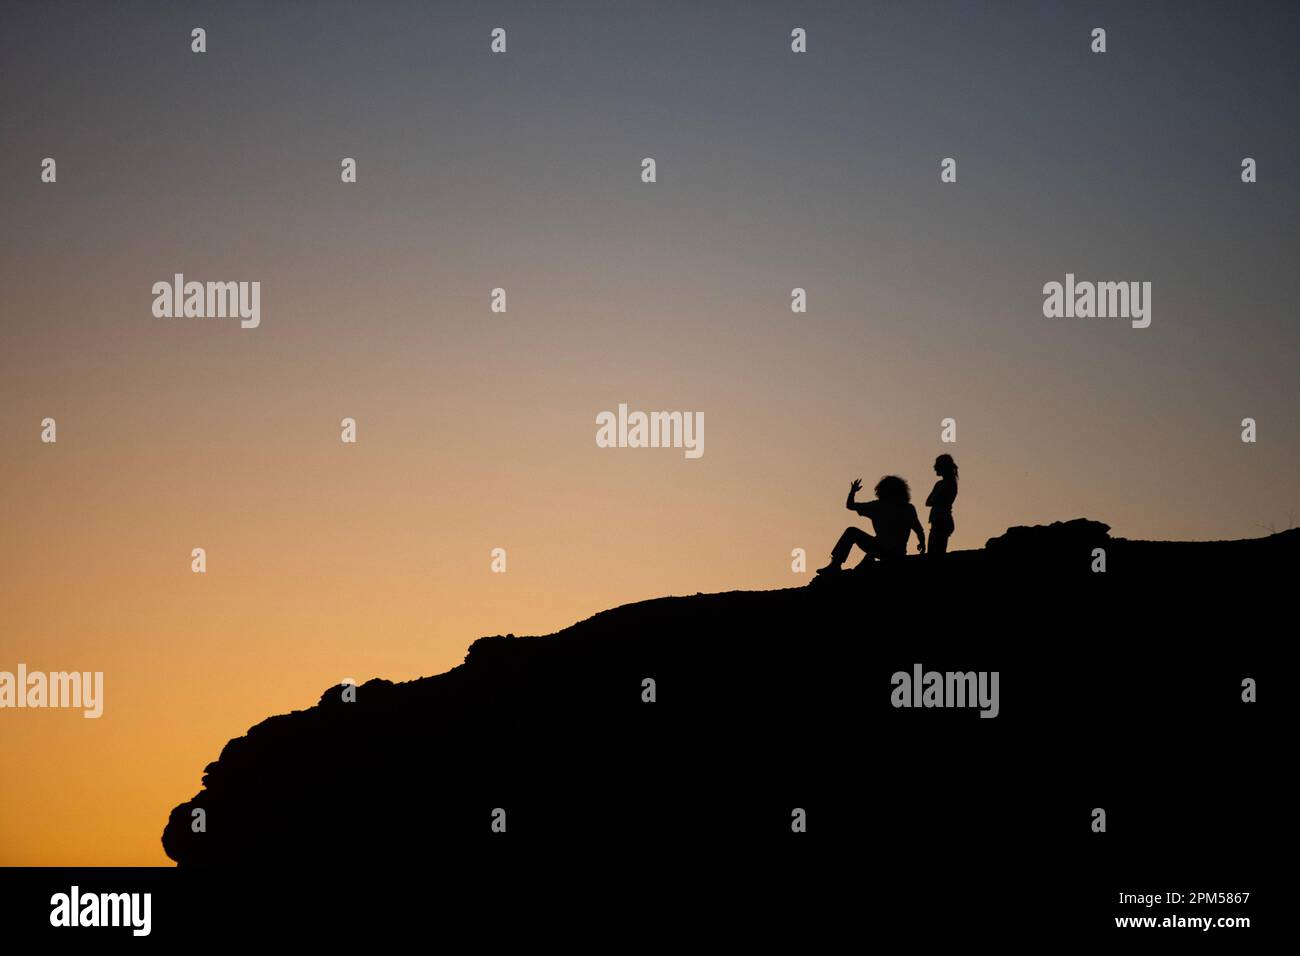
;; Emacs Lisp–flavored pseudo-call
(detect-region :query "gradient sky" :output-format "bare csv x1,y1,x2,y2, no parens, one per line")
2,0,1297,864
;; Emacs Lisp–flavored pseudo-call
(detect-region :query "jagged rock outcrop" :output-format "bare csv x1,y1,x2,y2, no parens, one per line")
162,520,1291,871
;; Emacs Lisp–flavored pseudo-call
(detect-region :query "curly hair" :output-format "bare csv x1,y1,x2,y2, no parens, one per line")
874,475,911,504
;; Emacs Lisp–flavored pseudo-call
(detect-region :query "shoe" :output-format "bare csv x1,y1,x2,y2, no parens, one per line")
814,563,842,575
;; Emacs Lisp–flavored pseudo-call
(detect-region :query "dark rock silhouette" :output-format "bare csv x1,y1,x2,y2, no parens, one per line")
983,517,1111,556
162,519,1288,914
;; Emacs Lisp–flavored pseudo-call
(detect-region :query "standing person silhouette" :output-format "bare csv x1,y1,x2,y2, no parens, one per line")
925,454,959,555
816,475,925,574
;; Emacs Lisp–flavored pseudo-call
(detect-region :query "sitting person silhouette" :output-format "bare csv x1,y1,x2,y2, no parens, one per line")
816,475,925,574
925,454,959,555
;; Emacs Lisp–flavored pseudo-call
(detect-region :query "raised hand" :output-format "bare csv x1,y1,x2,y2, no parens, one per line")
849,478,863,495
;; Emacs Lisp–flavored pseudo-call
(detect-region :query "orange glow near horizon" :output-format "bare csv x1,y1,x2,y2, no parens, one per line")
2,2,1296,866
1,283,1291,864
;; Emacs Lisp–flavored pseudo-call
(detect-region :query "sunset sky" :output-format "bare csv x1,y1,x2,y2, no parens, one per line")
2,1,1297,864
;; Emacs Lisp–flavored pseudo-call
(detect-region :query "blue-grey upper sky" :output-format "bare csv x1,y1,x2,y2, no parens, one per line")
2,0,1298,867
